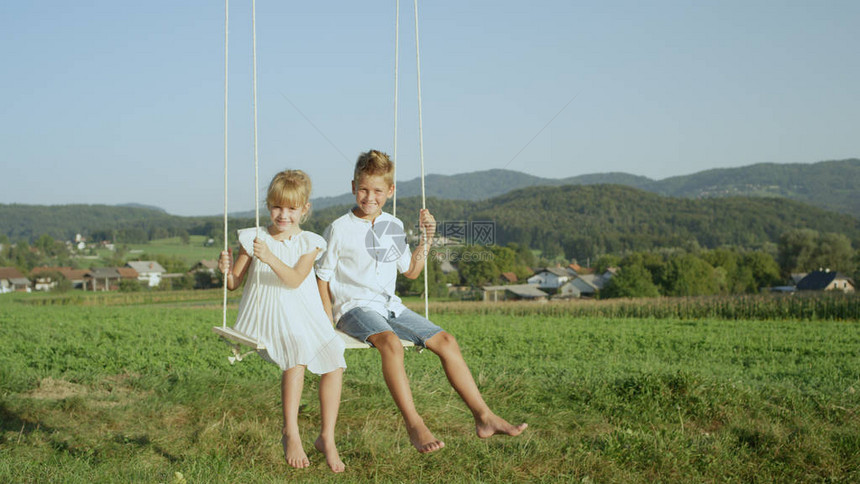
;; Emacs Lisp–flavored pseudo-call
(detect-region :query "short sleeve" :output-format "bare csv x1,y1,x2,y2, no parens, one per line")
237,228,258,255
301,231,327,261
315,224,337,281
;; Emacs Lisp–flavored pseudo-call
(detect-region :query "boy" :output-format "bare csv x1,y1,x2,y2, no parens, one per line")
316,149,527,454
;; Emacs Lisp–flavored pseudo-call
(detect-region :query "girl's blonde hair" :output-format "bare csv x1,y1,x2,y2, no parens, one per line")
266,169,312,223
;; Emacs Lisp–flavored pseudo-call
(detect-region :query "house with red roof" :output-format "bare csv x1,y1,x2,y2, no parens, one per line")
0,267,30,292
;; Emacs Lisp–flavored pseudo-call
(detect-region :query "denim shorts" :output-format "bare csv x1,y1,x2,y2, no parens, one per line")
337,307,443,348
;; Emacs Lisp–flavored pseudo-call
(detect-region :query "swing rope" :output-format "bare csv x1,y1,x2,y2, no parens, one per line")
412,0,429,319
216,0,262,344
251,0,262,330
221,0,229,330
217,1,427,351
392,0,400,218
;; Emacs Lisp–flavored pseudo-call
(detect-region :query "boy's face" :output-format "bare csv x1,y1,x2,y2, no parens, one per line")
352,174,394,219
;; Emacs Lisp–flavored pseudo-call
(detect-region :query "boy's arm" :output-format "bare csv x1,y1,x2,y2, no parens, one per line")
317,277,335,324
402,238,430,280
403,209,435,280
314,224,338,321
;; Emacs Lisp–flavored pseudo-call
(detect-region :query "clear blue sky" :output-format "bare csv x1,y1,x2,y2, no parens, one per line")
2,1,858,216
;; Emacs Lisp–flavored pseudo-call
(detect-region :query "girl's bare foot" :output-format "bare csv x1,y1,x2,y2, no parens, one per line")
407,422,445,453
475,413,528,439
282,433,310,469
314,435,345,473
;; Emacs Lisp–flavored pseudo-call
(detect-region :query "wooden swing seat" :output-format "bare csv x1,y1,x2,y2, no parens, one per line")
212,325,414,351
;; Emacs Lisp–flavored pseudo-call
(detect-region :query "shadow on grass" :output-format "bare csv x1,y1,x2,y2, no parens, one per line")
0,399,56,438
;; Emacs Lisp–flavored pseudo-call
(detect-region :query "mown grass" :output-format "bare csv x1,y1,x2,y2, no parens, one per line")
91,235,217,267
1,297,858,482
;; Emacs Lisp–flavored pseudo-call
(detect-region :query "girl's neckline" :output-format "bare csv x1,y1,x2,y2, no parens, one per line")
267,226,302,242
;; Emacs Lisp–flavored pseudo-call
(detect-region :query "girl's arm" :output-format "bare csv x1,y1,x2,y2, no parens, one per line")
219,247,252,290
254,238,320,289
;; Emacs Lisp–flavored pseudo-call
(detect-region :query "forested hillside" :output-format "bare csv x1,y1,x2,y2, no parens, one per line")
310,169,654,210
311,158,860,217
646,158,860,216
0,204,222,243
3,184,858,265
308,184,860,262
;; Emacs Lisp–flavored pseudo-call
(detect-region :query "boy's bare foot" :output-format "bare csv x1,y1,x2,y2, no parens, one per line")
407,422,445,453
314,435,345,473
475,413,528,439
282,433,310,469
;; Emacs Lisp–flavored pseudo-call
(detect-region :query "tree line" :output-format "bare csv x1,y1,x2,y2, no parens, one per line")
3,184,859,297
409,228,857,299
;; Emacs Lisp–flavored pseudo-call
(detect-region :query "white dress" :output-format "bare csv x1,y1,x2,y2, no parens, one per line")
233,227,346,374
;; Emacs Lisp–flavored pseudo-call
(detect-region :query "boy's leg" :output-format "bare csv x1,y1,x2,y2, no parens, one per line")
338,308,444,453
281,366,309,468
366,330,444,453
391,310,528,439
315,368,345,473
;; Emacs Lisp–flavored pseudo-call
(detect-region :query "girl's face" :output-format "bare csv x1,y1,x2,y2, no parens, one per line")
268,203,308,236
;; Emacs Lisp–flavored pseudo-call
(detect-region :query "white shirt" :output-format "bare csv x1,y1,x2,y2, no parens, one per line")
316,210,413,323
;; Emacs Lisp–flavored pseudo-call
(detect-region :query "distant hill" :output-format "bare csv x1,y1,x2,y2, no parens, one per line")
311,158,860,218
467,184,860,260
643,159,860,214
0,204,219,242
3,161,858,265
310,169,654,210
306,184,860,261
116,203,167,213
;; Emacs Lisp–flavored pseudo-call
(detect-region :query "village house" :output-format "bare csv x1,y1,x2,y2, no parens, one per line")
30,266,77,291
31,267,90,290
568,262,592,275
126,261,166,287
559,277,598,298
62,268,90,289
796,270,855,293
189,259,219,275
0,267,31,292
482,283,548,302
557,269,617,299
189,259,219,287
500,272,518,284
85,268,122,291
30,267,60,292
527,267,574,291
117,267,140,284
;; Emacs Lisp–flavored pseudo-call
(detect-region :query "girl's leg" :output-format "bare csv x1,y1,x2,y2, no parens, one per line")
314,368,345,473
281,366,309,468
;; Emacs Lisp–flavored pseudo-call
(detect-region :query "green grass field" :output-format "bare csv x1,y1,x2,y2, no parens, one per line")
1,295,858,482
90,236,218,267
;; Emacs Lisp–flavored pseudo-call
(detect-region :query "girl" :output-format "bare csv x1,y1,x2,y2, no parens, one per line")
219,169,347,473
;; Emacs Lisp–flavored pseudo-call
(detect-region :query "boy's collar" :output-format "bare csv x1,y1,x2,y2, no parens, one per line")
349,207,389,223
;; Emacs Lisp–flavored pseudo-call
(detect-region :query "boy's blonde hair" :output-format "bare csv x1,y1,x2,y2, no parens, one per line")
354,149,395,187
266,169,312,223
